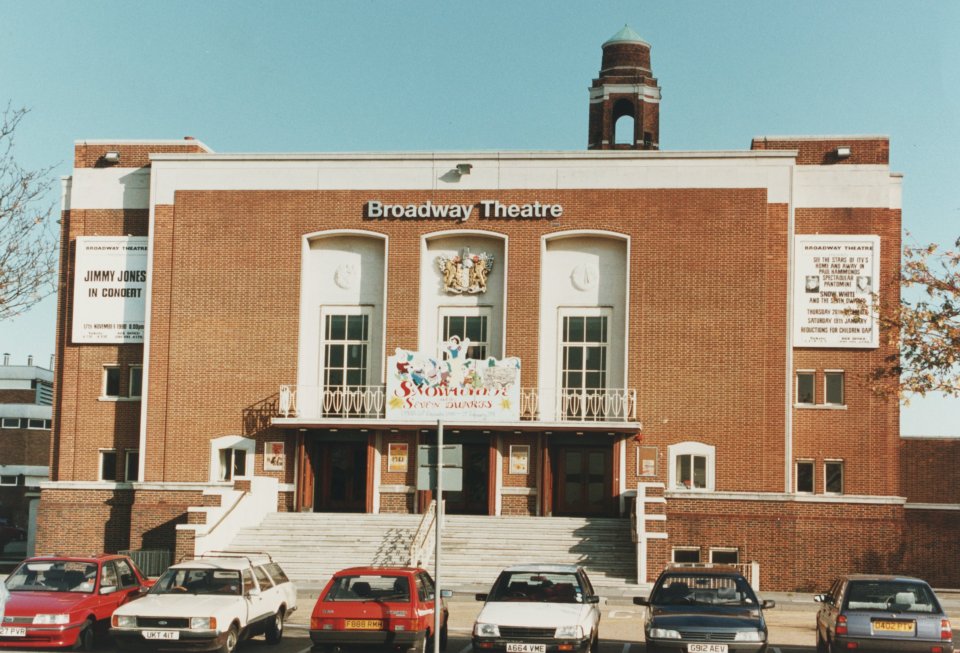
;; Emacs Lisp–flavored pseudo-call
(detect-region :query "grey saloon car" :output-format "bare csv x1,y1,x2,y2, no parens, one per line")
815,574,953,653
634,566,774,653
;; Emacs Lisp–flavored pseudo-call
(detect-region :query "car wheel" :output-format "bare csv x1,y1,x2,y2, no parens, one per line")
265,608,284,644
72,619,94,652
218,624,239,653
407,632,428,653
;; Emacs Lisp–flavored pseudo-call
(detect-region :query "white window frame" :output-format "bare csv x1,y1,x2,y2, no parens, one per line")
709,548,740,565
557,306,613,393
209,435,254,483
1,418,20,429
671,547,701,564
128,365,143,399
667,441,716,491
99,449,118,481
125,450,139,482
824,459,844,494
0,475,18,486
437,305,493,361
796,369,816,405
27,418,46,430
796,459,815,494
824,370,845,406
319,305,373,389
101,365,122,399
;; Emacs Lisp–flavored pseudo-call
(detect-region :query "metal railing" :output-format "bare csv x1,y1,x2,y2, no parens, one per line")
279,385,636,422
408,500,439,567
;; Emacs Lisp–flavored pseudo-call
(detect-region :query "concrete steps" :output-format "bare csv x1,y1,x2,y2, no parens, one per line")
227,512,638,595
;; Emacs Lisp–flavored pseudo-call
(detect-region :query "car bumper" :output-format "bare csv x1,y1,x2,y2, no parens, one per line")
111,628,227,652
0,621,85,648
833,636,953,653
471,637,592,653
310,629,422,648
645,640,767,653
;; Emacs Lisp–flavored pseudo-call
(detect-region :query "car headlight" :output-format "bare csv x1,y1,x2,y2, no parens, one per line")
473,623,500,637
648,628,681,639
191,617,217,630
113,615,137,628
33,614,70,625
735,630,765,642
554,625,584,639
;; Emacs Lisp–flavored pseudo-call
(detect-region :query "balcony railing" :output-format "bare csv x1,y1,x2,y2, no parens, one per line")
278,385,636,423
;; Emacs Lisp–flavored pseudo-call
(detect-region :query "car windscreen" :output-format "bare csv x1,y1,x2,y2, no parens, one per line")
651,574,758,606
488,571,585,603
5,560,98,593
843,581,941,614
324,574,411,602
151,568,242,596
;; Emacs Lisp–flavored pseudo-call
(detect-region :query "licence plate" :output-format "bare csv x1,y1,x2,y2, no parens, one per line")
345,619,383,630
143,630,181,640
688,645,728,653
0,627,27,637
507,645,546,653
873,620,915,633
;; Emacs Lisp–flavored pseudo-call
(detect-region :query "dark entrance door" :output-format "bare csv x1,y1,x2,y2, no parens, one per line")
311,440,367,512
444,443,489,515
553,446,611,516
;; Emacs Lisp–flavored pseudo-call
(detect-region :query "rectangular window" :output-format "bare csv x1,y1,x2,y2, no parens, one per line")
0,475,18,486
796,460,814,493
676,454,707,489
672,548,700,564
560,310,610,419
219,448,247,481
796,371,815,405
125,450,139,481
825,460,844,494
709,549,739,565
27,418,46,430
100,450,117,481
323,312,369,388
825,371,845,405
1,418,20,429
102,366,121,397
129,365,143,398
441,309,490,360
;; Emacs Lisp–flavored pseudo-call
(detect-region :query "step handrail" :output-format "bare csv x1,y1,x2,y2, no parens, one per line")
408,500,437,567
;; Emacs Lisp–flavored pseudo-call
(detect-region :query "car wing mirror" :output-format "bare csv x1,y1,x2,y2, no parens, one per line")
585,595,600,604
138,585,150,595
813,594,827,603
440,589,452,598
762,599,776,609
475,593,487,601
247,587,261,597
633,596,649,606
99,585,117,595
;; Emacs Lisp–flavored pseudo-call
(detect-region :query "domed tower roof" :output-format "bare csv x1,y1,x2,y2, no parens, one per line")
588,26,661,150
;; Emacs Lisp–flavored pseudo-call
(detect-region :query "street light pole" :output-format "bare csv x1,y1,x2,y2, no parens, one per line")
434,418,443,653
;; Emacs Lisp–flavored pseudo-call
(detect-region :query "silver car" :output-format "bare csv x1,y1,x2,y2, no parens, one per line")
815,574,953,653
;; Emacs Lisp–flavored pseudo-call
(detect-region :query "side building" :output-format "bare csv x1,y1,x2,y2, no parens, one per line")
37,27,954,590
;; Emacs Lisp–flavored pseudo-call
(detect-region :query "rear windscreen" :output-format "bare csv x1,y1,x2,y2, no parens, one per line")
324,575,410,602
843,581,940,613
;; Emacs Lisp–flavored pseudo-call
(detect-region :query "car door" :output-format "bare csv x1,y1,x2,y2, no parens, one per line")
578,570,601,634
818,579,843,640
415,572,438,631
95,561,128,622
253,565,279,622
243,568,271,625
114,558,145,604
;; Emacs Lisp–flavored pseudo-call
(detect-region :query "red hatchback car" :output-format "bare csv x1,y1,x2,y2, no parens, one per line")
0,554,152,650
310,566,450,653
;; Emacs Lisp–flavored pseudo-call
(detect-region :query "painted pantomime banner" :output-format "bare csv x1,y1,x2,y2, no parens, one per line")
386,337,521,421
71,236,148,343
793,234,880,348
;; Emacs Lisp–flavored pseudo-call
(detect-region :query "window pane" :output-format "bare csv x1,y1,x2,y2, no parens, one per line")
105,368,121,396
129,367,143,397
467,344,487,359
326,369,344,386
346,369,366,385
126,452,139,481
347,344,364,367
327,344,344,367
327,315,346,340
219,449,232,481
796,461,814,492
711,550,739,564
826,462,843,493
693,456,707,488
566,317,584,343
101,452,117,481
234,450,247,477
826,373,844,405
676,455,691,487
564,371,582,389
585,372,603,389
565,347,583,370
585,347,604,371
466,316,484,341
673,549,700,563
347,315,365,340
585,316,606,342
797,373,814,404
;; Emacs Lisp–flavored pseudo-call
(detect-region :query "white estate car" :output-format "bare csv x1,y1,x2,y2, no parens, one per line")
472,564,602,653
110,552,297,653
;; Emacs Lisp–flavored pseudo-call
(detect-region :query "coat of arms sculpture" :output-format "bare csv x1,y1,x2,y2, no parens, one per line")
436,247,494,294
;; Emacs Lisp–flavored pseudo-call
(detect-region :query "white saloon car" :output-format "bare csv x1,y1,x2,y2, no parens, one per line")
472,564,602,653
110,553,297,653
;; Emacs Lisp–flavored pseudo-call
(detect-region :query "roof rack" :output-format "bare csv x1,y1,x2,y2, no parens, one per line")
197,550,274,565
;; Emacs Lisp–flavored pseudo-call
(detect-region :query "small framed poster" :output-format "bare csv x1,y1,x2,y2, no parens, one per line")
264,441,285,471
637,446,657,476
388,443,409,472
509,444,530,474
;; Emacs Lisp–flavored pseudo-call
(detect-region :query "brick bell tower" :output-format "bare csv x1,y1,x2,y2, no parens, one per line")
588,25,661,150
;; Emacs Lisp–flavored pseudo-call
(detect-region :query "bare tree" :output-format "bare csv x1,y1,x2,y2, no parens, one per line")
0,104,58,321
868,235,960,402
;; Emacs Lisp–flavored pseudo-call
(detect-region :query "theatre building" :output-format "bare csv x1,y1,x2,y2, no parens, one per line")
39,27,956,590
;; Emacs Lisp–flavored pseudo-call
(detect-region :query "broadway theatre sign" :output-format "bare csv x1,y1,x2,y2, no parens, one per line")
366,200,563,222
386,338,521,422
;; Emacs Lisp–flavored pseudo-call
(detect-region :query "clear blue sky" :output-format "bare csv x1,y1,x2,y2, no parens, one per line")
1,1,958,434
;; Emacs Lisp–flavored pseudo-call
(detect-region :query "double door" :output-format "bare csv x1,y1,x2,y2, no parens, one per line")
299,438,367,512
553,446,612,516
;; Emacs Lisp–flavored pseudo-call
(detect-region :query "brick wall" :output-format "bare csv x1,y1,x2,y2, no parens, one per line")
73,141,208,169
0,389,36,403
900,438,960,504
0,426,50,467
36,488,134,554
751,137,889,165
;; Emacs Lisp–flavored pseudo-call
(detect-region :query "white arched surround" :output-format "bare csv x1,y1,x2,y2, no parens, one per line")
418,231,507,359
667,441,716,491
209,435,255,483
298,231,387,416
539,232,629,421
